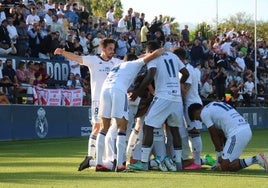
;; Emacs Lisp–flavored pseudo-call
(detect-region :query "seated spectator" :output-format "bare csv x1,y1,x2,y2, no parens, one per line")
38,61,51,84
74,73,83,88
200,78,214,99
33,72,46,87
16,60,28,84
66,72,75,89
0,91,10,104
25,60,36,85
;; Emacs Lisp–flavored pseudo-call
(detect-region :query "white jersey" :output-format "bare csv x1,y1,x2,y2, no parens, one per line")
147,51,185,102
103,59,145,92
82,55,122,100
201,101,250,138
183,63,202,105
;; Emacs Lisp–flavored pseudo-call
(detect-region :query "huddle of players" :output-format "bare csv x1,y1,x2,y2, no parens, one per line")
67,38,210,172
55,38,268,173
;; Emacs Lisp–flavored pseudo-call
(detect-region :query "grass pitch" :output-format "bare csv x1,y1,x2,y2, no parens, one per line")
0,129,267,188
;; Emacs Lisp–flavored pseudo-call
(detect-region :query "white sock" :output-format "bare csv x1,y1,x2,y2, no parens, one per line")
189,133,202,165
181,135,191,160
88,134,97,157
96,132,106,165
173,148,182,163
141,146,152,163
126,129,139,158
116,133,126,167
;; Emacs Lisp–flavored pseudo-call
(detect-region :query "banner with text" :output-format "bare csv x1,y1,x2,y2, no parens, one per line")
34,87,83,106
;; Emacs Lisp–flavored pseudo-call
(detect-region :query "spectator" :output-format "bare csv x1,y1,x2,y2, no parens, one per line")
33,71,46,87
243,76,255,107
16,20,29,57
0,19,17,55
181,25,189,44
115,33,129,59
27,21,44,57
25,7,40,29
66,72,75,89
106,6,115,36
200,78,214,99
38,61,51,84
16,60,27,84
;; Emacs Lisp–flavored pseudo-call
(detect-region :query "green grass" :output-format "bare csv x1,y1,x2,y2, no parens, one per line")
0,130,267,188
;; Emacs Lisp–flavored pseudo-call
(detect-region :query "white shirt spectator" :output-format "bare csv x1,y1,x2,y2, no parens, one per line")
7,24,18,44
69,60,81,76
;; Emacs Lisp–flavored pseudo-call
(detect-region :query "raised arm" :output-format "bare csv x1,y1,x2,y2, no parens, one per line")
54,48,83,64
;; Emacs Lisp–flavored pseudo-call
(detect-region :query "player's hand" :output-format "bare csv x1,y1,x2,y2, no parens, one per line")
54,48,63,55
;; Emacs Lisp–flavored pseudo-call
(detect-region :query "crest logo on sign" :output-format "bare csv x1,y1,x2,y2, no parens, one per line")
35,107,48,138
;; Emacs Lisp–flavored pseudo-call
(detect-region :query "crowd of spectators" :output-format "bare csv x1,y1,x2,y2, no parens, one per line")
0,0,268,106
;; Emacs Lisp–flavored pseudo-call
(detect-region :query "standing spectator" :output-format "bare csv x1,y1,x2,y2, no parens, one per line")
50,14,63,38
25,7,40,30
0,3,6,25
115,33,129,59
116,15,128,34
162,17,171,37
16,20,29,57
44,8,53,27
212,66,227,101
28,21,45,57
36,1,46,20
132,12,142,39
181,25,190,44
243,76,255,107
0,19,17,55
140,21,149,49
79,30,89,55
64,4,78,28
7,17,18,45
44,0,54,13
190,39,204,67
106,6,115,36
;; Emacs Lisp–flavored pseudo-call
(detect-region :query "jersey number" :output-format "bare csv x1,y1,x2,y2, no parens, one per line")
164,59,176,77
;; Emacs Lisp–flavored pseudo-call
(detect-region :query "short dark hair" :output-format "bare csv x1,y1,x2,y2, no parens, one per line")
100,38,116,48
34,72,41,79
145,40,160,52
124,53,138,61
173,47,186,60
188,103,203,121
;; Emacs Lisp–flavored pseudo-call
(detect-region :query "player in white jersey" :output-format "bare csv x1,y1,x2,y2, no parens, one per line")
54,38,122,171
173,47,204,169
188,101,268,172
96,49,165,172
128,41,189,171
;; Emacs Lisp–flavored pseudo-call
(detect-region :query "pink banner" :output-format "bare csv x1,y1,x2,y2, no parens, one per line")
33,87,83,106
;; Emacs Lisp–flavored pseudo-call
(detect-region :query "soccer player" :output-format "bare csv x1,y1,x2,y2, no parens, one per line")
173,47,203,169
96,48,165,172
188,101,268,172
54,38,122,171
128,41,189,171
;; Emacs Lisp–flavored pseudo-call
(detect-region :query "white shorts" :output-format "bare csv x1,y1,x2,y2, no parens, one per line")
222,127,252,162
91,100,100,124
184,103,203,130
145,97,183,129
99,87,129,120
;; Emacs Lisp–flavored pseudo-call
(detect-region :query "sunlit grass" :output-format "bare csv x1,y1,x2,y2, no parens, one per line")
0,130,267,188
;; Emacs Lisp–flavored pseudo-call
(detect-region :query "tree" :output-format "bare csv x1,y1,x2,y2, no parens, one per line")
89,0,123,19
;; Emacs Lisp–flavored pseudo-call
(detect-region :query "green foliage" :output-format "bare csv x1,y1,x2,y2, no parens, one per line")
89,0,123,18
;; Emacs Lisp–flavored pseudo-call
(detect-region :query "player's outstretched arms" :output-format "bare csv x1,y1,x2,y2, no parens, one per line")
54,48,83,64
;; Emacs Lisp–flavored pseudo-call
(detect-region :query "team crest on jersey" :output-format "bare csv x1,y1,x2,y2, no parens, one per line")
35,107,48,138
